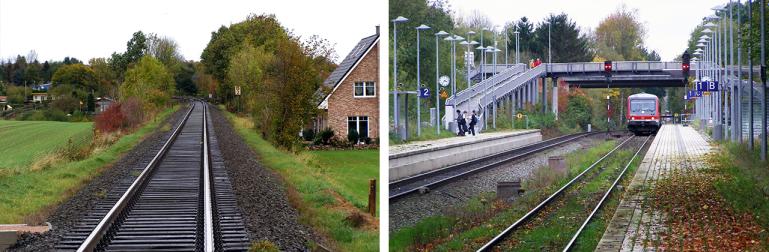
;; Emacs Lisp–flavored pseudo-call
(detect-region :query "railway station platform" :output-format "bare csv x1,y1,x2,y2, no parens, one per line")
596,124,712,251
389,129,541,181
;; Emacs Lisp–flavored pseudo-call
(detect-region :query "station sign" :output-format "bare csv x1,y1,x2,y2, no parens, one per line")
419,87,430,98
687,90,702,98
695,81,719,92
439,89,449,99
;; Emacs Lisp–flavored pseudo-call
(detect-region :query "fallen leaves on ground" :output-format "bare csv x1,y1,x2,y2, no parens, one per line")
649,168,764,251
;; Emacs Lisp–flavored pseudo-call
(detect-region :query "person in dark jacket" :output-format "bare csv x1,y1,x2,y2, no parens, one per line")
456,109,465,136
469,110,478,136
460,111,469,136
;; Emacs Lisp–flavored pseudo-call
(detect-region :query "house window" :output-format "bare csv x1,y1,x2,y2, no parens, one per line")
347,116,369,141
354,82,376,97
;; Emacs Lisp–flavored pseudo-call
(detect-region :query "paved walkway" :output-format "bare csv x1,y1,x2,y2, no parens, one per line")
389,130,539,156
596,124,712,251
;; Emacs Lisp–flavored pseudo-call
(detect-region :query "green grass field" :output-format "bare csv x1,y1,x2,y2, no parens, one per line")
0,106,178,223
0,120,93,174
307,150,379,212
223,110,378,252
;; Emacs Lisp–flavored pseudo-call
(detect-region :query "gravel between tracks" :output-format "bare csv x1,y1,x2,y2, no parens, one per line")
389,135,605,232
9,103,190,251
208,106,313,251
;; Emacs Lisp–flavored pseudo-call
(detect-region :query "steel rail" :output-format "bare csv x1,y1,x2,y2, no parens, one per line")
202,104,214,252
76,103,204,251
562,135,651,251
390,132,611,201
476,136,635,252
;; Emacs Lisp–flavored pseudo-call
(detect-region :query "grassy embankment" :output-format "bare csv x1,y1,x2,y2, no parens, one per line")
390,139,622,251
223,111,379,251
0,106,178,223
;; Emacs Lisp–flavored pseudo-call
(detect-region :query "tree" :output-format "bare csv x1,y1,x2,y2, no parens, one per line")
594,6,646,61
110,31,148,80
201,14,289,85
175,61,197,95
120,56,175,111
262,38,320,149
227,44,272,115
89,58,117,97
532,13,592,63
562,92,593,130
51,64,97,92
146,33,184,75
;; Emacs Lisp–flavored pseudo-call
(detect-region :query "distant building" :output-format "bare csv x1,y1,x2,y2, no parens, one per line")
316,26,380,141
0,96,7,111
95,97,114,113
31,93,49,103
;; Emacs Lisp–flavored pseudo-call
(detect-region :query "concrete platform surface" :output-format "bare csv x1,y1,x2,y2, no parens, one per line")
596,124,712,252
389,130,541,181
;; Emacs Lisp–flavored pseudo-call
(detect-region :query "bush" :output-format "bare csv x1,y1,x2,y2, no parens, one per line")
302,128,315,141
95,103,126,133
120,97,144,129
347,129,359,144
319,127,334,145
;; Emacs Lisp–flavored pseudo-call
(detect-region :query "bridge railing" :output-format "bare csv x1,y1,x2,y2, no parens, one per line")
448,64,525,106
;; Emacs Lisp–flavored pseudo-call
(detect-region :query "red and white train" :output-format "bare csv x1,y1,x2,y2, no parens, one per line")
626,93,661,136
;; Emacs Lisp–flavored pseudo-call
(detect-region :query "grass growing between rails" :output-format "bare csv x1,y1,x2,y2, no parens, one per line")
0,120,93,175
644,142,769,250
389,139,618,252
0,105,179,223
222,110,378,252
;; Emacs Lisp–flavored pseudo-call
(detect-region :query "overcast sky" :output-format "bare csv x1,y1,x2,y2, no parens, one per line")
449,0,727,61
0,0,384,63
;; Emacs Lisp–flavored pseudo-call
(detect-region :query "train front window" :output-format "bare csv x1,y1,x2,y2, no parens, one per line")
630,100,656,115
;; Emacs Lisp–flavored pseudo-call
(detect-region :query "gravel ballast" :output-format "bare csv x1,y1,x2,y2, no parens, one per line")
9,104,190,251
389,136,605,232
208,106,312,251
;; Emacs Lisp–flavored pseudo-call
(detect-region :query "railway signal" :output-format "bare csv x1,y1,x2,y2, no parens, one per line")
603,61,612,77
681,51,691,81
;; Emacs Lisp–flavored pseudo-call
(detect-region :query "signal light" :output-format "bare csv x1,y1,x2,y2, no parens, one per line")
682,51,691,81
604,61,612,77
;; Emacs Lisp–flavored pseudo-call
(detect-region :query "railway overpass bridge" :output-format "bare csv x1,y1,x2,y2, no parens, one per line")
444,61,761,132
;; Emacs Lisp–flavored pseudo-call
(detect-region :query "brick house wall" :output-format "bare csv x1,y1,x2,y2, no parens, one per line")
326,42,379,140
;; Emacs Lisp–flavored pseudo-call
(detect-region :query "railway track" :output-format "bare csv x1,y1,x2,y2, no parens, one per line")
476,134,652,251
389,131,614,201
56,102,250,251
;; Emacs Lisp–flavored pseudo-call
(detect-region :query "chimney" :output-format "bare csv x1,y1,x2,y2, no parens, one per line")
376,25,380,35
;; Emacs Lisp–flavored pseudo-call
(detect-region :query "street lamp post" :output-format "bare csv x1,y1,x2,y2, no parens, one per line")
435,30,449,135
761,0,767,160
392,16,408,136
737,0,743,143
465,30,476,89
415,24,431,137
514,30,520,65
748,0,755,150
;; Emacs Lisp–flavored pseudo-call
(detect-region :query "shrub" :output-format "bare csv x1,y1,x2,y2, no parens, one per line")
95,103,126,133
347,129,359,144
120,97,144,129
302,128,315,141
319,127,334,145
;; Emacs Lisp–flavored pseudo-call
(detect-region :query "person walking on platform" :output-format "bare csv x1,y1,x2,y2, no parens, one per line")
456,109,465,136
460,111,469,136
469,110,478,136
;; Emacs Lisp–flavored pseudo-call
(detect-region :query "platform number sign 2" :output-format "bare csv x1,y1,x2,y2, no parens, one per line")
419,87,430,98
